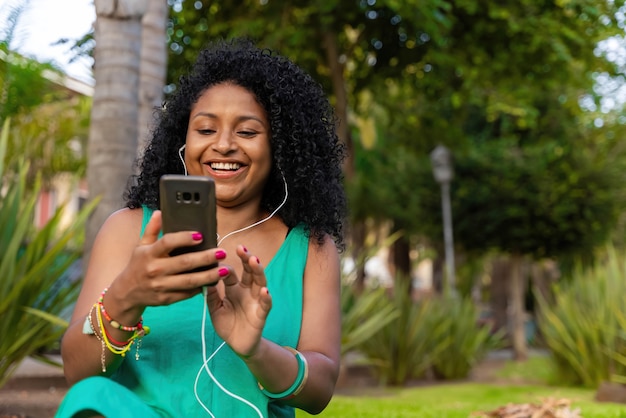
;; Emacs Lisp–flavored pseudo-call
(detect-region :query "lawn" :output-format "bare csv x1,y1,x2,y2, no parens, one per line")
297,353,626,418
297,383,626,417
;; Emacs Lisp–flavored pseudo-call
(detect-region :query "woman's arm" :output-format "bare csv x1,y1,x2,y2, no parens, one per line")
61,208,144,384
62,208,226,384
241,234,341,414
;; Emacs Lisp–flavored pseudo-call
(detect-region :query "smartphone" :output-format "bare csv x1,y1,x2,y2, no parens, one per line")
159,174,217,272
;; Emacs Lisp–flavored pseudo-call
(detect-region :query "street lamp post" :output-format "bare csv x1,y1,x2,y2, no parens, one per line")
430,145,456,294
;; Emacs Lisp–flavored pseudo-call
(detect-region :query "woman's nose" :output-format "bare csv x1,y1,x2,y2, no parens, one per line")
212,131,235,153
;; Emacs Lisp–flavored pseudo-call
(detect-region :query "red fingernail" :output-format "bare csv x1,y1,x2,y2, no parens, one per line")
254,256,260,264
192,232,203,241
218,267,229,277
242,246,248,252
215,250,226,260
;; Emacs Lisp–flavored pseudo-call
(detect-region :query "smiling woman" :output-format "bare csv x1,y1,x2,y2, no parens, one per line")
55,37,347,418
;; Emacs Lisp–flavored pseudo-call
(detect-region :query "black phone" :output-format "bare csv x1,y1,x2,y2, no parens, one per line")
159,174,217,272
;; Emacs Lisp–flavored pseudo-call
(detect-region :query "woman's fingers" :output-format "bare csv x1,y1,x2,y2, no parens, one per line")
148,229,223,275
238,246,266,290
205,284,223,313
139,210,162,245
257,287,272,318
155,230,204,257
131,243,226,293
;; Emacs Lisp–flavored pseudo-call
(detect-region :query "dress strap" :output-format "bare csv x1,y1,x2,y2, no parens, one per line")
140,205,155,238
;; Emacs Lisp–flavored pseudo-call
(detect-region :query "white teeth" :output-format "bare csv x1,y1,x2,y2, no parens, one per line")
210,162,241,171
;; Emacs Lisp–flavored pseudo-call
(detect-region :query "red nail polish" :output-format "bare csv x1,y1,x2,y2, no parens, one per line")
242,246,248,252
215,250,226,260
192,232,203,241
254,256,260,264
219,267,229,277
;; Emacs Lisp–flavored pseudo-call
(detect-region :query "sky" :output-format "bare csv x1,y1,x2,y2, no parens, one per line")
0,0,96,83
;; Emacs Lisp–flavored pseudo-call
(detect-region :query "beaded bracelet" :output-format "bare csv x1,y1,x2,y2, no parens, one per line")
94,301,131,372
86,299,151,372
98,288,143,331
258,346,309,401
96,301,133,355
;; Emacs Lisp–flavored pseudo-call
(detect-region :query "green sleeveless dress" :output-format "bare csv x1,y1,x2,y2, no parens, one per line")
55,207,308,418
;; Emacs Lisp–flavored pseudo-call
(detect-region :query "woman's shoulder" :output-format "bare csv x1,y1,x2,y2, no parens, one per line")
106,207,144,225
98,207,145,239
307,232,339,258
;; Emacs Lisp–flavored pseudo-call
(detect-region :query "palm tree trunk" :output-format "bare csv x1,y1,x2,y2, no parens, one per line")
137,0,168,157
85,0,148,265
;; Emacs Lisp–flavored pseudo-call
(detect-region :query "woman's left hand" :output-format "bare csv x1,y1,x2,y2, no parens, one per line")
205,245,272,357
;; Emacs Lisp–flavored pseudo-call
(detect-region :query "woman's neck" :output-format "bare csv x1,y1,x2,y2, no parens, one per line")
216,204,269,244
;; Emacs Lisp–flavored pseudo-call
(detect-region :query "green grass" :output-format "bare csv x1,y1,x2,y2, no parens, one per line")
297,383,626,418
301,352,626,417
494,354,556,385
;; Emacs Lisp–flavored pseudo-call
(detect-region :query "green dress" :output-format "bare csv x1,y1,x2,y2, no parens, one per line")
55,207,308,418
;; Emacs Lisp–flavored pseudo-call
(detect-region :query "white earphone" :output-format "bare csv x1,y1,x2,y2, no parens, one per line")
179,144,188,175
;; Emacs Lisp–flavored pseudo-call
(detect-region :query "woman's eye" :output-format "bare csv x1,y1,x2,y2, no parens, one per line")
198,129,215,135
238,131,256,137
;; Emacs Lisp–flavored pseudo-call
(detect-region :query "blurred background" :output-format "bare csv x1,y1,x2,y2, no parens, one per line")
2,1,626,414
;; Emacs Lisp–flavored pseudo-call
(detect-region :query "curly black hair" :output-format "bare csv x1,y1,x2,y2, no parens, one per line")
125,38,347,248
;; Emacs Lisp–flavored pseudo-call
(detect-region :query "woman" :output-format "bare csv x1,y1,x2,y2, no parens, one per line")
56,38,346,417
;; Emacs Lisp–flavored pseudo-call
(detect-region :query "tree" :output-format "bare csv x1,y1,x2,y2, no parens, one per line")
340,0,626,359
85,0,148,263
137,0,168,156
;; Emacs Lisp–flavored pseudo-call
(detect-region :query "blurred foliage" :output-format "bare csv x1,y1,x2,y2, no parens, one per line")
0,15,91,188
0,5,93,385
165,0,451,94
612,306,626,385
452,141,621,260
5,96,91,187
429,294,504,380
0,120,98,388
536,245,626,388
357,283,449,385
353,279,500,385
340,283,399,356
0,45,60,121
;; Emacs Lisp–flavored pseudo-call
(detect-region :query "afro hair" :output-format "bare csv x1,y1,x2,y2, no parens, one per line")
125,38,347,248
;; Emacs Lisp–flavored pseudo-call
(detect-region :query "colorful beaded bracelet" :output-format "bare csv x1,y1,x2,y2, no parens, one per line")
98,287,143,332
92,299,151,371
258,346,309,400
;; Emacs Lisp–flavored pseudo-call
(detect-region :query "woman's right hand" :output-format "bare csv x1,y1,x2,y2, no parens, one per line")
63,208,226,383
106,210,225,317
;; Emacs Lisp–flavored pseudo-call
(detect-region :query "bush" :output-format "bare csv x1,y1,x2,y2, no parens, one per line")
537,246,626,387
350,279,504,385
357,287,449,385
0,120,97,388
341,283,399,357
430,295,504,380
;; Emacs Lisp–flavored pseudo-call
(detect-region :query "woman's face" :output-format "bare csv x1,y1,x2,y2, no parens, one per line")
184,83,272,208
